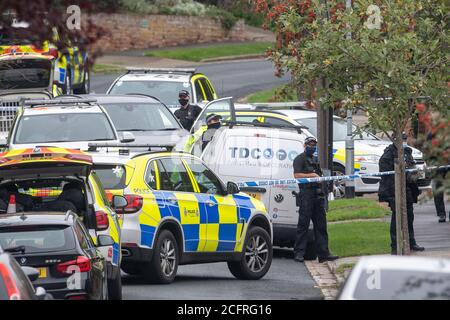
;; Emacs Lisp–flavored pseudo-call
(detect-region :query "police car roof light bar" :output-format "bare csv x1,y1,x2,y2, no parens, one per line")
22,98,98,107
87,143,175,152
126,67,197,74
225,120,308,133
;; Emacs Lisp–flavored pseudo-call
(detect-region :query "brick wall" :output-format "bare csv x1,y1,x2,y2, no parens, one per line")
90,13,248,52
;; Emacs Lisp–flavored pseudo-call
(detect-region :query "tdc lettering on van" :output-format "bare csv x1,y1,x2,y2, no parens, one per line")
229,147,298,161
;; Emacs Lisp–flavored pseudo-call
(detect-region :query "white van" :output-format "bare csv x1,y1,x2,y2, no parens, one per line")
201,125,316,249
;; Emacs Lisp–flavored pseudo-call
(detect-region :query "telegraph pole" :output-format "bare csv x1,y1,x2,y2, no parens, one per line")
345,0,355,198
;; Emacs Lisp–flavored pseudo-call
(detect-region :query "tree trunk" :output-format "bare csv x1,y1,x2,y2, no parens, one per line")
393,129,411,255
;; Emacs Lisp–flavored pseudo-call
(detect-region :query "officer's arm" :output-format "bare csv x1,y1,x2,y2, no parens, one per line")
293,157,319,178
294,172,320,178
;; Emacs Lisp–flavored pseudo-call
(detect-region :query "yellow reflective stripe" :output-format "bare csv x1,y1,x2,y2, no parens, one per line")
182,159,200,193
153,160,160,190
197,80,207,100
257,116,265,122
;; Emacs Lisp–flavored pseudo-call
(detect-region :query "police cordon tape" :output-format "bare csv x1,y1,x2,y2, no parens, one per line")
236,165,450,188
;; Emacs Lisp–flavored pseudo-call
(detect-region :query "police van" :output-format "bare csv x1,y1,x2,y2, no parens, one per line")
190,98,315,251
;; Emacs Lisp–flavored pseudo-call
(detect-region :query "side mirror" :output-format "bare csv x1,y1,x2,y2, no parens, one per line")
97,234,115,247
22,266,39,282
112,195,128,210
120,131,135,143
226,181,240,195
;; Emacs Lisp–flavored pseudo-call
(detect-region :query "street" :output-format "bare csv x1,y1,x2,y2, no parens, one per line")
91,59,291,99
122,249,322,300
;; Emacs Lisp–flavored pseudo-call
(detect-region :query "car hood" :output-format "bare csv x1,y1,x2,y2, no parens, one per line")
333,139,423,159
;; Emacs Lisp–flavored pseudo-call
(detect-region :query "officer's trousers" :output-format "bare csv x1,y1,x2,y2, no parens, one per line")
388,192,417,250
294,188,330,258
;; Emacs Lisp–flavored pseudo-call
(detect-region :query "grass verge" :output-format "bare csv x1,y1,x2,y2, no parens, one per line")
144,42,273,62
328,221,390,258
92,63,126,74
327,198,390,222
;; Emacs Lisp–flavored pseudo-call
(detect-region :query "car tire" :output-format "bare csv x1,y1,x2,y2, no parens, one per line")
227,226,272,280
333,164,346,199
107,271,122,300
142,229,179,284
73,68,90,94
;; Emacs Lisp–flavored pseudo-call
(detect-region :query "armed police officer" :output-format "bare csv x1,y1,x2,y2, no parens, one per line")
174,90,202,131
292,136,338,263
378,133,425,254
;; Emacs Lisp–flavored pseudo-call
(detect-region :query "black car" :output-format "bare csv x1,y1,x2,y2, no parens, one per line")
79,94,190,148
0,211,113,300
0,246,50,300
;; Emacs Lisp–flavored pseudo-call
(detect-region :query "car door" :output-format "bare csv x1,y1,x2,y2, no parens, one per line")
156,157,204,252
183,157,242,252
188,97,235,156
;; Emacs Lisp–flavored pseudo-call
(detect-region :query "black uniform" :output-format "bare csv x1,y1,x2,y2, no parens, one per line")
378,144,421,251
174,104,202,131
293,152,331,258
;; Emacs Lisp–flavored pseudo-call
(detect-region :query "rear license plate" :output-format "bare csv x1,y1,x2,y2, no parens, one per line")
38,267,48,279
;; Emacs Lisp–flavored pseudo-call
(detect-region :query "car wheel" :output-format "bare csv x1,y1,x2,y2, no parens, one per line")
73,69,90,94
227,226,272,280
107,270,122,300
142,229,179,284
333,164,346,199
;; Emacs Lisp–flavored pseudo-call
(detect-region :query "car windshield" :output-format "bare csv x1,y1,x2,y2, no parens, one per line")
0,58,51,90
109,80,192,107
14,113,117,144
102,103,180,131
353,269,450,300
93,165,127,189
0,226,76,254
295,117,377,141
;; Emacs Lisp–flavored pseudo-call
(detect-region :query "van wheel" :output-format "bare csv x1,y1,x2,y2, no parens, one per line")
142,230,179,284
107,271,122,300
227,227,272,280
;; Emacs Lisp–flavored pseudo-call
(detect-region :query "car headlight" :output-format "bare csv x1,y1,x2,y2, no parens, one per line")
355,154,380,163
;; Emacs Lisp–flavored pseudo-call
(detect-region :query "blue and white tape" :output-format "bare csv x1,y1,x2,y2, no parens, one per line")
236,165,450,188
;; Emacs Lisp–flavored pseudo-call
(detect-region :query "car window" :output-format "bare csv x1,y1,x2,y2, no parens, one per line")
0,58,52,90
90,172,110,206
73,221,91,250
102,103,180,131
93,165,127,190
14,113,116,144
145,160,159,190
157,158,194,192
0,226,76,254
194,80,204,103
184,158,224,195
199,78,214,101
109,80,192,107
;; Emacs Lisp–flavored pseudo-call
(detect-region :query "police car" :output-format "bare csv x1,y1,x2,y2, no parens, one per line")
0,21,90,95
107,68,218,112
3,98,136,150
0,147,125,299
88,144,273,284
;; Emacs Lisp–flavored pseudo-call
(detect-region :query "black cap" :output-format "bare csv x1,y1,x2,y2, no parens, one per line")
305,136,317,145
206,113,222,123
179,90,190,98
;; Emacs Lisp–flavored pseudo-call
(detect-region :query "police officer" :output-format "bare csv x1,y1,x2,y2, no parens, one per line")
201,114,222,151
378,133,425,254
292,136,338,263
174,90,202,131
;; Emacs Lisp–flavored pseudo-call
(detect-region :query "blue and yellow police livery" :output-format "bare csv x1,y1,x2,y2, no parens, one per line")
92,149,273,284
